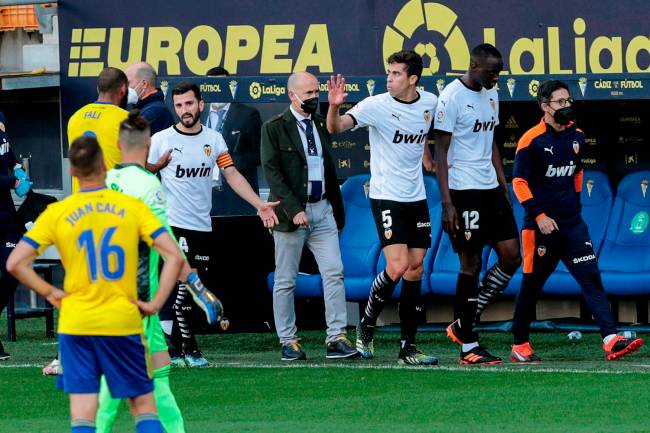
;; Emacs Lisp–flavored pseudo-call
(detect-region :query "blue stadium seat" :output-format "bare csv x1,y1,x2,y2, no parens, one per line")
544,171,613,295
599,171,650,295
339,175,383,301
268,175,383,300
375,175,443,298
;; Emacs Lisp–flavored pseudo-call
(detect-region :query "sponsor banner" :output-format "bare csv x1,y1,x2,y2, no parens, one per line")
60,0,650,123
162,74,650,103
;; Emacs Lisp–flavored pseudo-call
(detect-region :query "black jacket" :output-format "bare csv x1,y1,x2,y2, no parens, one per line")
136,90,174,136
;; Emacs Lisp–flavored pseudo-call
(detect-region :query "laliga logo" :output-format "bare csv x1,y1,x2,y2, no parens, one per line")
250,82,262,99
528,79,540,98
249,81,286,99
383,1,469,76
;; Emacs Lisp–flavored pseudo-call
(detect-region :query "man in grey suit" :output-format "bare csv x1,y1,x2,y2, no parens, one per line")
261,72,358,361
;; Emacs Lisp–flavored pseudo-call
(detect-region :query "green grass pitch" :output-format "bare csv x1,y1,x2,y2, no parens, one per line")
1,317,650,433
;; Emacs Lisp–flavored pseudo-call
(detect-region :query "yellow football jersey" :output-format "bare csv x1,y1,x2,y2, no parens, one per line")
23,187,166,336
67,102,128,192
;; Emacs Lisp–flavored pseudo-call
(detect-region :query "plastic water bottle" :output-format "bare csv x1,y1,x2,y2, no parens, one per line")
567,330,582,341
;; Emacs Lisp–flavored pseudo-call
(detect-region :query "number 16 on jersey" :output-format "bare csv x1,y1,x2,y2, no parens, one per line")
77,226,126,282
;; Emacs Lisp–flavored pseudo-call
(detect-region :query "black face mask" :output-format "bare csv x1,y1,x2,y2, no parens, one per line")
553,106,575,126
298,96,319,114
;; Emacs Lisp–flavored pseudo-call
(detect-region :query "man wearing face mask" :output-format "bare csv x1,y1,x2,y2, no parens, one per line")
510,79,644,363
67,68,170,193
262,72,358,361
126,62,174,136
205,67,262,216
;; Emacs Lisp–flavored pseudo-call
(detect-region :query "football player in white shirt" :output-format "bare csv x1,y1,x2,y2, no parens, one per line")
149,82,278,367
327,50,438,366
434,44,521,365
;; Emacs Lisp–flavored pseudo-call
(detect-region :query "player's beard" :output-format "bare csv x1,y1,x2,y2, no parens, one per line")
180,109,200,128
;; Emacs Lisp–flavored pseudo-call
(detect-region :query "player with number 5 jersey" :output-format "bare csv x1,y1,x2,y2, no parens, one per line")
327,50,438,366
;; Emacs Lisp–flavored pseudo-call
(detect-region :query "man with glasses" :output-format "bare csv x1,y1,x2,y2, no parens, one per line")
510,79,644,363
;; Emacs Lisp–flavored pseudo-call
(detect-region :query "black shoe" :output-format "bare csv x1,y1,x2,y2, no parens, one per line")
0,341,9,361
356,319,376,359
398,343,438,366
460,345,502,365
281,341,306,361
326,336,360,359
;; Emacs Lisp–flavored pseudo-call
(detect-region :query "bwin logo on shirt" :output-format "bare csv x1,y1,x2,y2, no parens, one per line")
546,161,576,177
175,163,211,178
392,130,427,144
472,119,496,132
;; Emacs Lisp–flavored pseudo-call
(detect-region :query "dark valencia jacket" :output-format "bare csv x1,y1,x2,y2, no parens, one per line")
513,118,585,229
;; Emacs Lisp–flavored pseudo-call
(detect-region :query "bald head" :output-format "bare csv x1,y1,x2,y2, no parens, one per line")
126,62,158,99
126,62,156,85
287,72,320,116
287,72,318,92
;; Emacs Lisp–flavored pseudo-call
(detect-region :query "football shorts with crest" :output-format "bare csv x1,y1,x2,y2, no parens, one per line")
370,198,431,249
449,186,519,252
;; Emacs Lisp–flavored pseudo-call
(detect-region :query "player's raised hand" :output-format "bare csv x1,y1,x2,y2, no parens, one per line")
442,202,459,237
537,215,559,234
46,288,67,309
327,74,348,107
258,200,280,228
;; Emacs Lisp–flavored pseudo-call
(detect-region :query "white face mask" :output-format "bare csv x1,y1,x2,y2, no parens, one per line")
127,87,139,105
211,102,228,111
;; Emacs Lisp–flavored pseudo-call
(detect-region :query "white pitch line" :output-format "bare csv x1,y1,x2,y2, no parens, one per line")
1,361,648,375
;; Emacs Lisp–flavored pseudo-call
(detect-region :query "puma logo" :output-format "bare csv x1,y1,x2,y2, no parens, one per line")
391,113,401,121
544,146,554,155
585,241,593,247
466,104,474,109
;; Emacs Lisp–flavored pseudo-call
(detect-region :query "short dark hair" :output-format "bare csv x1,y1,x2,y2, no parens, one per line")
387,50,423,83
470,43,502,64
97,67,128,94
537,79,570,105
69,135,104,178
119,109,150,150
172,81,202,101
206,67,230,77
